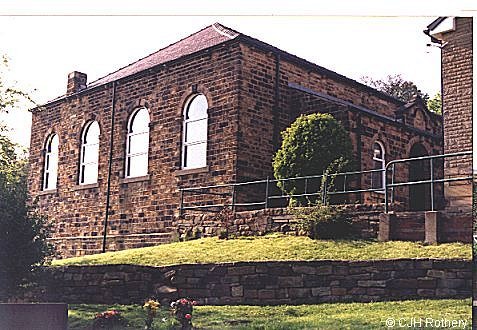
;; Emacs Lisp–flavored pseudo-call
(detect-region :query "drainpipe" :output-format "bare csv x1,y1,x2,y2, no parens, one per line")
356,112,363,203
272,53,281,151
102,81,117,253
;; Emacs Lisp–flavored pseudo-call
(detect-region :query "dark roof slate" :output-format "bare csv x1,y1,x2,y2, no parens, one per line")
88,23,239,88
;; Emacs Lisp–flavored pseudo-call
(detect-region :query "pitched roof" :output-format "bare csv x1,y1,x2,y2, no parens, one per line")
44,22,403,107
88,23,239,88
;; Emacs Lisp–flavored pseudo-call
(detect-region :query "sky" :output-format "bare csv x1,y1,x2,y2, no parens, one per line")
0,1,475,150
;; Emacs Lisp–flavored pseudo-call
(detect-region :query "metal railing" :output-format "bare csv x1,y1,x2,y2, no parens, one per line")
383,151,473,213
180,168,386,215
179,151,473,215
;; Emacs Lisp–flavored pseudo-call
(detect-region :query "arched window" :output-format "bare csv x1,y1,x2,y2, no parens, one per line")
79,121,100,185
125,108,150,178
182,94,208,169
372,141,386,191
43,134,59,190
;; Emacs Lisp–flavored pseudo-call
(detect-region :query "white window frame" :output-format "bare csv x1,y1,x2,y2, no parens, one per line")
79,121,100,185
182,94,208,169
125,107,150,178
372,141,386,192
43,134,59,191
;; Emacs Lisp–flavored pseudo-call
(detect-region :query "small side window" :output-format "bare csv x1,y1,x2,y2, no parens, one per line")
43,134,59,190
372,141,386,191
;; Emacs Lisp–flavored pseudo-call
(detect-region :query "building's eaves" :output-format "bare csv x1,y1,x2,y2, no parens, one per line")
426,17,447,32
423,17,447,44
235,33,405,106
289,82,441,140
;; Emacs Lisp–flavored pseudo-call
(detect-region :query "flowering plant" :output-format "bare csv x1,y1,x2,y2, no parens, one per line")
170,298,197,329
143,299,161,330
92,309,126,329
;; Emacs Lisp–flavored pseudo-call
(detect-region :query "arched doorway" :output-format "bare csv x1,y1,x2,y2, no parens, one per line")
408,143,430,211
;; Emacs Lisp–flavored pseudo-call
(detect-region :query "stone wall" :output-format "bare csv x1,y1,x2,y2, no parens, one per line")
24,259,471,305
388,210,472,243
440,17,473,210
175,204,384,240
29,40,243,253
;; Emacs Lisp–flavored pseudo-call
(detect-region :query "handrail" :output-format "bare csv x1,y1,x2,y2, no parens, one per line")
179,151,473,215
383,151,472,213
179,168,384,215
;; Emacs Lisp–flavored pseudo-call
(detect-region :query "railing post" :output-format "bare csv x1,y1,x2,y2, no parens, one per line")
322,176,327,205
384,165,389,213
430,158,434,211
231,185,236,212
265,176,270,209
179,189,184,217
391,164,395,204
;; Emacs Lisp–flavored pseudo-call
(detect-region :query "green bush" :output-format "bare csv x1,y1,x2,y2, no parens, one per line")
0,135,53,300
272,113,353,203
292,203,353,239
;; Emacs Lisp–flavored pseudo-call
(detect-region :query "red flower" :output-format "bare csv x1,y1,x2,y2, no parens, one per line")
180,298,188,305
191,300,197,306
185,313,192,320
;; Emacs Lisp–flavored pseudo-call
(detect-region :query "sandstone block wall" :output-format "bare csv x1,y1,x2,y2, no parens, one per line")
440,17,473,210
23,259,471,305
29,41,243,246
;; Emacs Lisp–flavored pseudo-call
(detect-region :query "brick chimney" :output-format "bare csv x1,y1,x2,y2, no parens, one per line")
66,71,87,95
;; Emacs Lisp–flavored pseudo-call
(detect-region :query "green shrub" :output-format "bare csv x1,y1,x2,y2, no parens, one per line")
272,113,353,204
0,135,53,300
292,203,353,239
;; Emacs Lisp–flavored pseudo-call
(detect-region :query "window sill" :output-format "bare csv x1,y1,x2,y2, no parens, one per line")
176,166,209,176
120,174,150,184
38,189,58,196
73,183,99,191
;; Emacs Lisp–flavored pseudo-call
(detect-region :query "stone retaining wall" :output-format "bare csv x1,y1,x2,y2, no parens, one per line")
176,204,386,239
25,259,471,305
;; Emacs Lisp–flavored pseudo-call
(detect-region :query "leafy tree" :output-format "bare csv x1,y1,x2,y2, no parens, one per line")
0,55,52,300
427,92,442,114
361,74,429,104
0,55,35,114
272,113,353,202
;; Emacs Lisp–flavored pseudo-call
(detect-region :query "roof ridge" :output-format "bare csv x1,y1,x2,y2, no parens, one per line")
87,23,229,87
211,22,240,39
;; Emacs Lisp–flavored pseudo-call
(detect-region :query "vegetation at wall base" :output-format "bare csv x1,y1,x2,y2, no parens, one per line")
68,299,471,329
53,234,471,267
292,203,353,239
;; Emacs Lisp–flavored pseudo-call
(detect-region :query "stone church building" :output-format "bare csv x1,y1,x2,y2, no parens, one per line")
29,23,448,257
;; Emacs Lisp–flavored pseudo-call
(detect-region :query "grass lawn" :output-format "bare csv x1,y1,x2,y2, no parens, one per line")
69,299,471,329
53,234,471,267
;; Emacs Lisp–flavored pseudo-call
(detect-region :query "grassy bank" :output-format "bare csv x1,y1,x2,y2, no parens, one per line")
53,234,471,267
69,299,471,329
